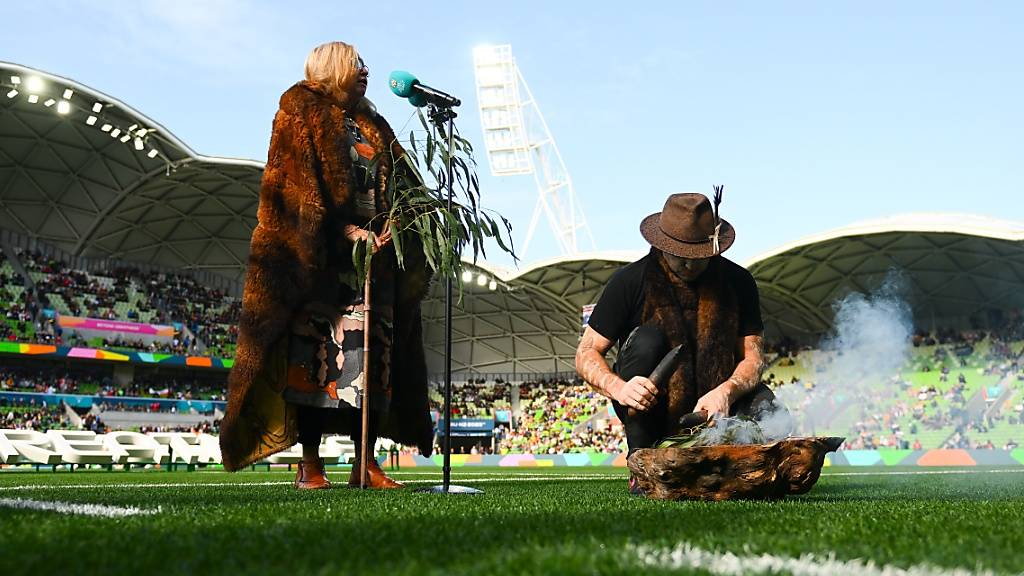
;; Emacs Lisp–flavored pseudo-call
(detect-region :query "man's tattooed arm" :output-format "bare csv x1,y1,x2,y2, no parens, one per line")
575,326,657,412
723,334,766,401
576,327,619,397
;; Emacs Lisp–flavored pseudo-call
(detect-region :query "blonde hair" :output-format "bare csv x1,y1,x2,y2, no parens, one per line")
304,41,365,105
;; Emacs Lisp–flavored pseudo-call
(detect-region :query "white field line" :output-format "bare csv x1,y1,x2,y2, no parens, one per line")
237,468,1019,475
630,543,997,576
0,497,160,518
822,468,1024,477
0,474,624,492
1,468,1019,493
401,475,622,483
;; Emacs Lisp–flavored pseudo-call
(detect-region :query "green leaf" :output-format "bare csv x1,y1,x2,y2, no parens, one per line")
352,238,367,287
407,132,419,167
364,230,376,287
391,217,404,270
376,108,517,284
425,130,436,168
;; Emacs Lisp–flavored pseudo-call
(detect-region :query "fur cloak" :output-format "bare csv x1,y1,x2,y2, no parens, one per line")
219,82,433,471
641,250,739,430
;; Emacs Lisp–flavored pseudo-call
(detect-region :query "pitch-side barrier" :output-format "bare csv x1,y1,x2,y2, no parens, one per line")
0,429,354,469
2,430,1022,469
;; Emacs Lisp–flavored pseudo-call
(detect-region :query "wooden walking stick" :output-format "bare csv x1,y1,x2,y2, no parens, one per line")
360,252,372,490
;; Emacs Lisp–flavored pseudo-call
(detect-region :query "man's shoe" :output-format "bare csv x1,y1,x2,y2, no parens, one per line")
348,457,404,489
294,458,331,490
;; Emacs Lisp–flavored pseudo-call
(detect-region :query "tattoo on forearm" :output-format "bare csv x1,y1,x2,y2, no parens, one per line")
728,336,765,394
575,333,620,399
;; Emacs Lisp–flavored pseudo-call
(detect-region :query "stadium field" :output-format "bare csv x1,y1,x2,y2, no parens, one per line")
1,467,1022,575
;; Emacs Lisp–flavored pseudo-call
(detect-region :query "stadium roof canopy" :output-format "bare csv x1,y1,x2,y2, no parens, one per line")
423,251,643,378
5,63,1024,379
747,213,1024,344
0,62,261,283
438,214,1024,377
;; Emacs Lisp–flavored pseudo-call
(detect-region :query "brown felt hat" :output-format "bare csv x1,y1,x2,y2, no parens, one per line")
640,192,735,259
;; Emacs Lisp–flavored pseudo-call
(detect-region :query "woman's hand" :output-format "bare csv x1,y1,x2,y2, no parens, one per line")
344,222,391,253
376,221,392,249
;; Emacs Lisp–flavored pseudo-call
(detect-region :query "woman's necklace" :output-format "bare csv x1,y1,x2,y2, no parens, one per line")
346,116,364,163
345,116,363,142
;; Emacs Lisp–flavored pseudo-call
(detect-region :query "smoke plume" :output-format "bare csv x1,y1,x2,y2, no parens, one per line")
772,271,914,438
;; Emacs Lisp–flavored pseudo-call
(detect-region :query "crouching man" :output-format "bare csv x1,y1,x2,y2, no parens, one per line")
574,190,778,493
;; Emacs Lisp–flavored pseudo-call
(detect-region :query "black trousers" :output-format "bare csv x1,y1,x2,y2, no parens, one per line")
296,405,378,460
610,325,779,455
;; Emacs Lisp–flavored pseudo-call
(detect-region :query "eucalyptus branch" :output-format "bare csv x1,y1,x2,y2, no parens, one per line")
352,109,517,290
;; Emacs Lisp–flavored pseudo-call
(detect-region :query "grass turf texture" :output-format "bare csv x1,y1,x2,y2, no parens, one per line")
1,467,1022,575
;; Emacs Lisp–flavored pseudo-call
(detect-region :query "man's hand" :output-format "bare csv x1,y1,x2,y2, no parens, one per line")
609,376,659,412
695,335,766,417
577,326,660,412
694,383,732,416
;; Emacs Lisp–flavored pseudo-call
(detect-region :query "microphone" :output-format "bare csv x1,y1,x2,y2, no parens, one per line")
389,70,461,108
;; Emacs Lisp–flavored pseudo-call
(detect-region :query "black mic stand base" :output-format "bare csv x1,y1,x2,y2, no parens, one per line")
414,484,484,495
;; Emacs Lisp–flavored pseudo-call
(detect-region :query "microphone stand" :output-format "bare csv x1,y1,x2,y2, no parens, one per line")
415,103,482,495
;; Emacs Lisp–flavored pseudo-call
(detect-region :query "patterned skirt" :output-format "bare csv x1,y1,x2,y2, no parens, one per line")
282,266,394,414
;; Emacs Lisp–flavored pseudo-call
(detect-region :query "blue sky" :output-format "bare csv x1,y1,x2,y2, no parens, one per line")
4,1,1023,268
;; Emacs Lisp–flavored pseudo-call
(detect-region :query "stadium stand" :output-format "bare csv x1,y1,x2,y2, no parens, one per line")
430,380,512,418
2,244,242,356
0,397,70,431
503,379,624,454
422,378,626,455
0,247,39,343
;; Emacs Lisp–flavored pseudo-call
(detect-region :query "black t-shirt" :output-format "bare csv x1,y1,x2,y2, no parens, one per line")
587,254,764,347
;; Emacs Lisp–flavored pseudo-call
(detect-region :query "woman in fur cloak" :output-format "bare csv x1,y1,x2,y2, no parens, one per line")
219,41,433,489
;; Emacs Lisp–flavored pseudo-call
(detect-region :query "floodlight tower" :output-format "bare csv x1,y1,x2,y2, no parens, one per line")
472,44,595,258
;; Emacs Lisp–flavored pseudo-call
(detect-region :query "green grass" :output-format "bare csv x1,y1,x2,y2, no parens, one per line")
1,466,1022,575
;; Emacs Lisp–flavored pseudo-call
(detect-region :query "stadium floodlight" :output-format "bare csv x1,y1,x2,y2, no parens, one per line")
476,273,488,287
62,88,73,99
472,44,595,258
25,76,43,92
92,102,102,113
461,269,474,282
43,98,55,107
488,279,497,291
134,138,144,150
110,128,121,138
119,133,131,143
10,75,20,84
5,89,16,99
100,123,111,132
147,149,158,158
56,100,70,114
27,94,39,104
85,115,97,125
472,45,531,176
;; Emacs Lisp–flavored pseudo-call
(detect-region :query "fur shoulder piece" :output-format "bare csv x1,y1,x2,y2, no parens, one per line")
279,81,345,115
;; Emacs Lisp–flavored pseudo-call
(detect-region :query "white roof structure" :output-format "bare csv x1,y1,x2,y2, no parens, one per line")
422,251,643,378
5,63,1024,379
431,213,1024,377
745,214,1024,343
0,62,261,282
